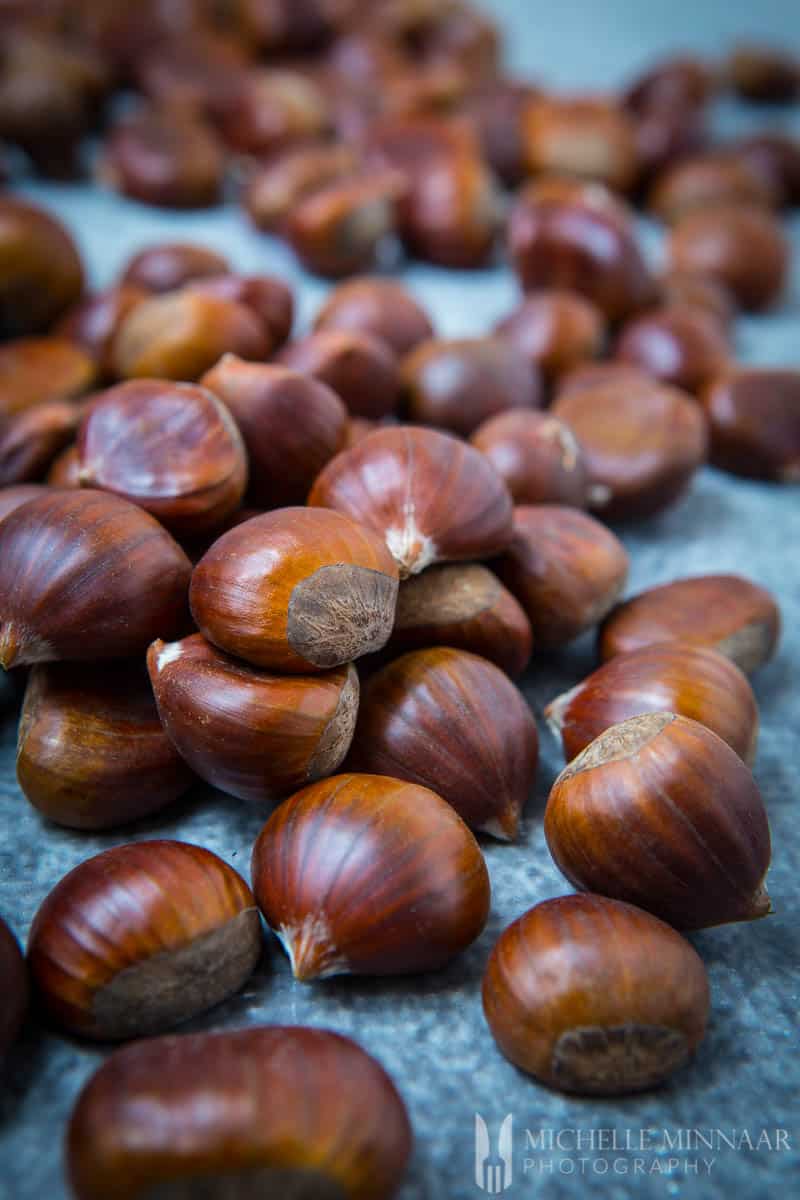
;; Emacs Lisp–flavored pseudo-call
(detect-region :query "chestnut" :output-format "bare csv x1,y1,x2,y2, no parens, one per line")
238,0,349,52
278,331,401,420
521,96,639,193
46,444,81,487
0,489,192,668
67,1027,412,1200
348,647,538,839
388,562,532,677
201,357,348,507
0,196,85,337
77,380,248,536
17,661,195,829
658,270,736,330
397,149,501,268
216,68,328,157
190,506,399,672
733,132,800,209
667,204,789,311
27,840,262,1040
0,914,27,1061
701,367,800,481
184,273,294,351
314,276,434,357
0,483,49,524
629,100,708,188
56,284,147,377
623,54,714,114
470,410,590,508
120,242,230,293
99,104,226,208
614,306,730,394
554,360,652,400
0,402,79,486
483,895,709,1094
546,642,759,765
496,505,629,649
648,152,772,223
111,288,267,380
460,78,543,186
599,573,781,675
0,337,96,418
251,773,490,979
243,143,359,232
148,634,359,804
545,712,772,929
286,169,404,278
401,336,542,436
552,378,707,520
310,425,513,576
727,43,799,103
494,290,606,382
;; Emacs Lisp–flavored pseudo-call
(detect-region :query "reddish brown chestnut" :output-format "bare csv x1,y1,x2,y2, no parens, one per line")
733,132,800,209
0,484,49,524
278,330,401,419
17,661,195,829
286,170,404,278
614,306,730,394
546,642,759,765
0,915,27,1061
243,143,359,232
120,242,230,293
148,634,359,804
397,149,501,268
0,489,192,668
648,152,772,223
190,506,399,672
67,1027,412,1200
471,410,590,508
494,290,606,382
658,270,736,330
348,647,538,839
184,273,294,351
0,402,79,486
701,367,800,481
46,444,81,487
497,505,629,648
460,78,543,186
667,204,789,311
599,574,781,675
0,196,85,337
0,337,96,418
544,713,772,929
313,276,434,357
56,285,147,378
251,773,490,979
98,105,225,208
521,96,639,192
27,841,261,1040
216,68,328,157
483,895,710,1094
309,425,513,577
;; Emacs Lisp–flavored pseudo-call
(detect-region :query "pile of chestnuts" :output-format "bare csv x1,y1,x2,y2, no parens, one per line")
0,1,797,1196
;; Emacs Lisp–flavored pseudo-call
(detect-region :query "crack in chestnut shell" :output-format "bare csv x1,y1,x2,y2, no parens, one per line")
347,647,538,838
308,426,514,577
147,635,359,804
0,915,27,1060
67,1027,412,1200
190,507,399,673
544,713,772,929
482,894,710,1094
251,773,491,980
598,573,781,675
0,489,192,668
27,841,262,1040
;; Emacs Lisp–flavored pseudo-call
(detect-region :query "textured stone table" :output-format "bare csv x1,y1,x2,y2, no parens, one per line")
1,3,799,1197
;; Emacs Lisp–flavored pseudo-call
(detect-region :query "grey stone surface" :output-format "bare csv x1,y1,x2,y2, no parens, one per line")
1,3,800,1198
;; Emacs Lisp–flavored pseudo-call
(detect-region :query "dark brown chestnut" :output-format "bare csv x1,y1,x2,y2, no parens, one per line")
471,410,590,508
243,142,359,232
120,242,230,293
494,290,606,382
667,204,789,311
0,196,85,337
733,132,800,209
658,270,736,330
148,634,359,804
0,337,96,418
216,68,328,156
0,402,79,486
251,773,490,979
483,895,710,1094
545,712,772,929
521,95,639,193
348,647,538,839
623,55,714,114
701,367,800,481
0,484,49,524
314,276,434,357
460,78,543,186
278,330,401,419
27,841,262,1040
0,914,27,1061
0,489,192,668
397,149,501,268
46,444,81,487
184,273,294,351
56,285,148,378
286,169,405,278
727,43,800,102
614,306,730,393
648,152,772,223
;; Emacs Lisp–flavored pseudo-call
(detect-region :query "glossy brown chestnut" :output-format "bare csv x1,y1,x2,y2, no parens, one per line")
388,563,532,677
471,410,590,508
483,895,710,1094
629,100,708,188
496,505,629,648
111,288,267,380
243,143,359,232
733,132,800,208
0,914,27,1061
314,276,434,357
521,96,639,192
56,284,148,377
201,357,348,507
17,661,195,829
216,68,328,156
552,379,707,520
667,204,789,311
286,170,404,278
309,425,513,577
184,273,294,351
251,773,490,979
397,150,501,268
0,337,96,418
494,290,606,381
0,484,49,524
278,330,401,419
658,270,736,330
191,506,399,672
67,1026,412,1200
727,43,800,102
546,642,759,764
614,306,730,393
348,647,537,839
648,152,772,223
148,635,359,804
599,574,781,675
545,712,772,929
46,444,81,487
701,367,800,481
120,242,230,293
0,402,78,486
401,336,542,435
77,380,248,535
27,841,261,1040
0,197,85,337
0,489,192,668
98,105,226,208
554,361,652,400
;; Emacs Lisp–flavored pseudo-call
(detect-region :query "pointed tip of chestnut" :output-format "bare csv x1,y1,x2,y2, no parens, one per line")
0,621,49,670
480,804,520,842
748,881,773,921
276,915,348,983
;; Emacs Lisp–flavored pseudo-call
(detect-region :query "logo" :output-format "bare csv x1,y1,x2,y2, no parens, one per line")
475,1113,513,1193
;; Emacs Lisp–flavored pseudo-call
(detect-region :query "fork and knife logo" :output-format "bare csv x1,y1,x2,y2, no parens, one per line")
475,1113,514,1193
